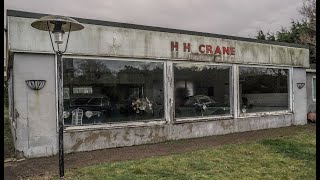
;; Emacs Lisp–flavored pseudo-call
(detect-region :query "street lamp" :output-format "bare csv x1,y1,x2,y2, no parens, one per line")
31,15,84,179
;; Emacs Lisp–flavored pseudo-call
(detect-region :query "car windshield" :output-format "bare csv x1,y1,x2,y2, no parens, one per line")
70,98,101,106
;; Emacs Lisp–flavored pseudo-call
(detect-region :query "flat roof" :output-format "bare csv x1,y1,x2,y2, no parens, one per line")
7,9,308,49
306,69,316,73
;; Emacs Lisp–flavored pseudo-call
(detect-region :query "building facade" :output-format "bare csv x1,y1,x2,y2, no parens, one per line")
6,10,309,158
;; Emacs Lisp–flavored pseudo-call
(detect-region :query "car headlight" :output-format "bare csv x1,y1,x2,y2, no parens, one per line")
85,111,93,118
63,111,70,119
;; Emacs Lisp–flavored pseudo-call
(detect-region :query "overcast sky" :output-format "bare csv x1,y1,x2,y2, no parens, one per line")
4,0,303,38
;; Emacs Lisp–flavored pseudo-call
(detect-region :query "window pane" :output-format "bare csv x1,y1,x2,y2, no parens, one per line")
63,58,164,126
313,78,316,100
239,67,289,113
174,63,231,118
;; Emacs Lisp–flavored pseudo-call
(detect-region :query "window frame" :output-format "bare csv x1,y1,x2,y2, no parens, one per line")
56,55,295,130
172,61,234,122
312,76,316,102
238,64,293,117
61,55,167,130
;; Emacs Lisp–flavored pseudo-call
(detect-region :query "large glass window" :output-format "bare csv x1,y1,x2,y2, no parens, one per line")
63,58,164,126
239,66,289,114
174,63,231,118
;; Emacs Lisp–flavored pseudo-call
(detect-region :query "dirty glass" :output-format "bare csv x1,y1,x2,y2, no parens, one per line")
174,63,231,118
63,58,164,126
239,67,289,114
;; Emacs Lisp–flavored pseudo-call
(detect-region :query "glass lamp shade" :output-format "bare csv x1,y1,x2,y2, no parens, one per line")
53,31,64,44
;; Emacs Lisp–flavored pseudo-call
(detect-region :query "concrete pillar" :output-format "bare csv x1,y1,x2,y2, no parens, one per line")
13,53,58,158
292,68,307,125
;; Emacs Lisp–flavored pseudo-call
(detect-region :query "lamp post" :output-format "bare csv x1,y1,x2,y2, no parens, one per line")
31,15,84,179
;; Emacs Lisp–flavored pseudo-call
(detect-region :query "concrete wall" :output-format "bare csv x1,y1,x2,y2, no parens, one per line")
13,53,58,158
7,69,16,148
8,16,309,68
64,114,293,153
306,72,316,112
292,68,307,125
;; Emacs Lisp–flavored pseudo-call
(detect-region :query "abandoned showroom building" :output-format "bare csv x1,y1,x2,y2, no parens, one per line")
6,10,309,158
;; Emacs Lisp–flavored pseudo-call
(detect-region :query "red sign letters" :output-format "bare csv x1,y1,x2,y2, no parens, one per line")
171,41,235,56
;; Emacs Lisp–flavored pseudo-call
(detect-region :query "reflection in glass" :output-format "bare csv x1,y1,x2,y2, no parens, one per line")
239,67,289,113
63,58,164,126
174,63,231,118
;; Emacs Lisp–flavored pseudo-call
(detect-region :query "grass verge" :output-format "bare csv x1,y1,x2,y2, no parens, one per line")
48,125,317,180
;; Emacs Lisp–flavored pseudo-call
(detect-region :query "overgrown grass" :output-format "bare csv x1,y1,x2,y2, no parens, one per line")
56,125,316,180
4,108,15,158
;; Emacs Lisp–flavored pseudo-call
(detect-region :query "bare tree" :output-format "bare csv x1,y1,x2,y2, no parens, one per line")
299,0,316,46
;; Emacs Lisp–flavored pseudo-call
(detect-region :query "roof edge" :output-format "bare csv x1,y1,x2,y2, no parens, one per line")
306,69,316,73
7,9,309,49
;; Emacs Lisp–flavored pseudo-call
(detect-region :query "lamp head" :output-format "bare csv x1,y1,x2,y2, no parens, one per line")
31,15,84,45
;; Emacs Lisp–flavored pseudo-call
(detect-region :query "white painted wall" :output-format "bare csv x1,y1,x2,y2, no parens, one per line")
292,68,307,125
8,16,309,68
13,53,58,157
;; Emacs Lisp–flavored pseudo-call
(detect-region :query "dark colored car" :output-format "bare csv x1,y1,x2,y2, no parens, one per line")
175,95,230,117
63,96,112,125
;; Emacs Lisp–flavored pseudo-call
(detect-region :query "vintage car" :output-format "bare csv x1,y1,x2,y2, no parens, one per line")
63,96,113,125
175,95,230,117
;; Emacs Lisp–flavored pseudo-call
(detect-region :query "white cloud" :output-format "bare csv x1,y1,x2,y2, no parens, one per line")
4,0,304,38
